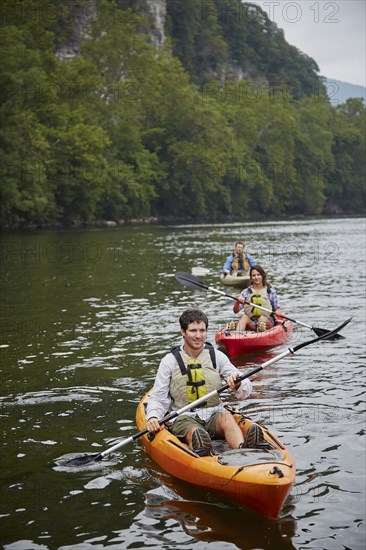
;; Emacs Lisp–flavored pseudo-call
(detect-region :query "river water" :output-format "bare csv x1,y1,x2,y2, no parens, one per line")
0,217,365,550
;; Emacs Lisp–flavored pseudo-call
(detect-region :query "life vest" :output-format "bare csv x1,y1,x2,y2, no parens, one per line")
243,286,272,319
231,252,250,272
169,343,222,409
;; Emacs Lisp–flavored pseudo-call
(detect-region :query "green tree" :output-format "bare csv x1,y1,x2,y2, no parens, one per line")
0,23,56,226
325,98,366,212
0,0,364,227
292,98,334,214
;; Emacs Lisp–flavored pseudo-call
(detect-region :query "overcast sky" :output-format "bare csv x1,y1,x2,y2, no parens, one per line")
250,0,365,87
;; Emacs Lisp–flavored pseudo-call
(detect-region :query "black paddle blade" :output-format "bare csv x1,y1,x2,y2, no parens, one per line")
175,271,209,291
64,453,103,467
312,326,345,340
294,317,352,352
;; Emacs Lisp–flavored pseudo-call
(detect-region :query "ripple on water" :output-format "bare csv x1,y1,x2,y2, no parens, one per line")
52,453,119,473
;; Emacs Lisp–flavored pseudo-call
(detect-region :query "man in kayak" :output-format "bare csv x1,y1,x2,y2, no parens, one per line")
222,240,256,276
146,308,264,456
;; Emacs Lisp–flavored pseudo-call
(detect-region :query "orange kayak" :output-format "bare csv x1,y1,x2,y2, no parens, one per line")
215,319,293,358
136,390,296,518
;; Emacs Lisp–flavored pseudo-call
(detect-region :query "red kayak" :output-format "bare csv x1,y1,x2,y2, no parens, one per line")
215,319,293,358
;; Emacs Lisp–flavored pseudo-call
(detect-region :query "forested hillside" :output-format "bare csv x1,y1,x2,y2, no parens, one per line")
166,0,323,97
1,0,365,228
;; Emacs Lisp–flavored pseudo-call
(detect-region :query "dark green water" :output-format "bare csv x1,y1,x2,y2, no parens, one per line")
1,218,365,549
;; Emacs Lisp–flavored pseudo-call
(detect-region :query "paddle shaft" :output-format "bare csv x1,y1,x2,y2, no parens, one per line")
206,284,316,329
175,272,317,331
67,315,350,465
240,301,313,330
96,353,291,460
95,316,351,460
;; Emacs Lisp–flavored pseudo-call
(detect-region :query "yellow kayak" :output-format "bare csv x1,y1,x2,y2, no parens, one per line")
219,272,250,288
136,390,296,518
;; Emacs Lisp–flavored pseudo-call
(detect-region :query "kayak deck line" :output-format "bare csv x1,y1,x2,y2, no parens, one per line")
166,438,200,457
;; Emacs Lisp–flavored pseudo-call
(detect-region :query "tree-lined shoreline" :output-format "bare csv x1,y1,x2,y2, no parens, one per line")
1,0,365,229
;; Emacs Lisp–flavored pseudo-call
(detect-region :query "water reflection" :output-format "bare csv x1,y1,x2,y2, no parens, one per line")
141,477,297,549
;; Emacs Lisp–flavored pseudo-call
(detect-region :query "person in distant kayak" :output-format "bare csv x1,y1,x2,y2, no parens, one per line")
146,308,264,456
222,240,256,276
233,265,283,332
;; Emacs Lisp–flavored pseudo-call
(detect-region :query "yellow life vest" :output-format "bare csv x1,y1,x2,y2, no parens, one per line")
243,287,272,319
231,253,250,272
169,344,222,409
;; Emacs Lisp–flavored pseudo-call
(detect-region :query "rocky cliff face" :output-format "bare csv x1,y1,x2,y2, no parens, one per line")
55,0,166,59
55,0,98,59
143,0,166,45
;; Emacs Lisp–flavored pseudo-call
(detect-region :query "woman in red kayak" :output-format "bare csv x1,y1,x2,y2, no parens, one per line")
233,265,284,331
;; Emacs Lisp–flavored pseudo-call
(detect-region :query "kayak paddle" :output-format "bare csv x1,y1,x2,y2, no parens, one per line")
64,317,351,467
175,271,348,340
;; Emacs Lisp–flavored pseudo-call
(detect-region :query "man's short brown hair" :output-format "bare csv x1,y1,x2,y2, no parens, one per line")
179,309,208,330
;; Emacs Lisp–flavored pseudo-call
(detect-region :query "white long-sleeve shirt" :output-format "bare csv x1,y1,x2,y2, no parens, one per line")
146,345,252,423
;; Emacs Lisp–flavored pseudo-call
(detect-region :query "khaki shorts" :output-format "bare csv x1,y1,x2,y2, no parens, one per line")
169,412,220,439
